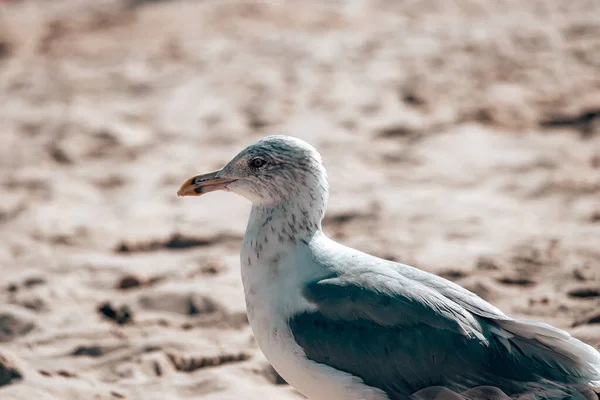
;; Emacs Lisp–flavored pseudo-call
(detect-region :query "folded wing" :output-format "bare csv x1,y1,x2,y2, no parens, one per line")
288,262,600,399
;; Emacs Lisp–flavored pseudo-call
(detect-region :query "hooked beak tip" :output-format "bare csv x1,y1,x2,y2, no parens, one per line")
177,171,236,198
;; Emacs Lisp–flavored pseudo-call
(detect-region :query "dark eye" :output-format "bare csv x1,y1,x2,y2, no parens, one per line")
250,157,266,168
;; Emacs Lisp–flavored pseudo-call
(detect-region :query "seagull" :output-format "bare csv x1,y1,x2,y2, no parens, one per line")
177,135,600,400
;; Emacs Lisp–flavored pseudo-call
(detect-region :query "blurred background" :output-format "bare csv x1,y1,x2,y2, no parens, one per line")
0,0,599,399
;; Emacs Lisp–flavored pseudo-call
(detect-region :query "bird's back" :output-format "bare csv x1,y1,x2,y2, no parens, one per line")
291,234,600,399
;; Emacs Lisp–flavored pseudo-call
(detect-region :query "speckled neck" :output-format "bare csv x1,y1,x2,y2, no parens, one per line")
241,177,328,265
250,202,320,242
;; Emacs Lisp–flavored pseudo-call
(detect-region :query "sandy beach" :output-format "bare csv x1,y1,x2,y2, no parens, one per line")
0,0,599,398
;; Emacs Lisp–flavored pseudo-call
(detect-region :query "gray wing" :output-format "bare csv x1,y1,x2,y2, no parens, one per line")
289,266,600,399
399,265,509,321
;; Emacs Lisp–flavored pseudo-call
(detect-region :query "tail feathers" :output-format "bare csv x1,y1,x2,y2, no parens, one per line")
410,384,599,399
495,319,600,384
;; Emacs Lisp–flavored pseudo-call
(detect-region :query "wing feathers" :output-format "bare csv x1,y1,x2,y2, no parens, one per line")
498,320,600,381
306,273,487,341
298,239,600,395
300,267,600,392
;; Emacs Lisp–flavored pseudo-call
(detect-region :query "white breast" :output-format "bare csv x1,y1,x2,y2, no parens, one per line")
240,236,389,400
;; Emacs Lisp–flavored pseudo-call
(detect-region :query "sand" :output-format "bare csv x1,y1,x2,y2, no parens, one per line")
0,0,599,399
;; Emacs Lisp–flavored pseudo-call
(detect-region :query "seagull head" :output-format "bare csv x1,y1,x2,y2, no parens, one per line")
177,135,329,208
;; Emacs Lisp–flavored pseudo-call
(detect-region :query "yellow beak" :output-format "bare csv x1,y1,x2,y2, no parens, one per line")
177,170,237,197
